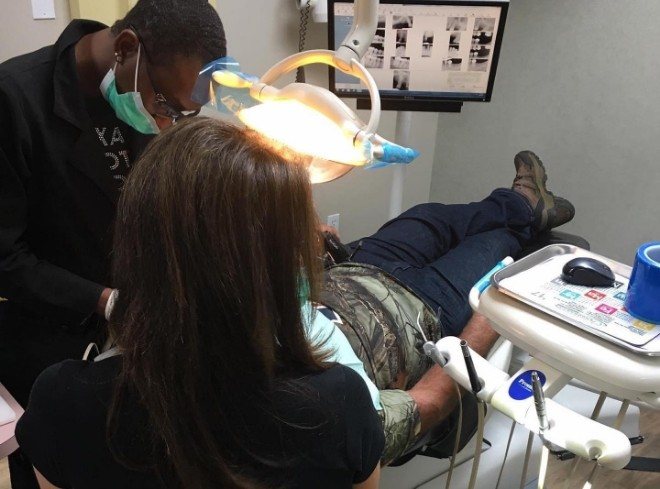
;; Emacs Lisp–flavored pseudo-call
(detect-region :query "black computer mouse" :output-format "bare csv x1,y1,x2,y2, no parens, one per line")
561,257,616,287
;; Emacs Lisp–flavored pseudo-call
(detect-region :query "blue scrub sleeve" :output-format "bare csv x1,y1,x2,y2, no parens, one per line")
303,303,382,410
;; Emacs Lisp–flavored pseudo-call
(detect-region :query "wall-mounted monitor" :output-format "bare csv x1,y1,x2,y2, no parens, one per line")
328,0,509,112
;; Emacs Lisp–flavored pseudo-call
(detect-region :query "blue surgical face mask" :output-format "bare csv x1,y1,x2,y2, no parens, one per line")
100,45,160,135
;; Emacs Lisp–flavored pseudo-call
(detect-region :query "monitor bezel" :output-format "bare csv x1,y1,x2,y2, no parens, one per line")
328,0,509,104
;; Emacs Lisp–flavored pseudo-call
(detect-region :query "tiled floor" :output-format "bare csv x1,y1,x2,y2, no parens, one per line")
543,408,660,488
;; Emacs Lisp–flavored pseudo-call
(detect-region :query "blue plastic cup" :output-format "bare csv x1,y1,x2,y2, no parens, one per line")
625,241,660,324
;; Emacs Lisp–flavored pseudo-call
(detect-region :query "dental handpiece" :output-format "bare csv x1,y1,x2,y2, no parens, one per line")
532,371,549,432
417,311,446,367
423,341,447,367
460,340,482,394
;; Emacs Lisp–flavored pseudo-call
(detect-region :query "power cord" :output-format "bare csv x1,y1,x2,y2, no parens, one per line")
296,0,313,82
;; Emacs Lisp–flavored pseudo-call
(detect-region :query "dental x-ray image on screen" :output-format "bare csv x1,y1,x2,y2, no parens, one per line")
329,1,509,107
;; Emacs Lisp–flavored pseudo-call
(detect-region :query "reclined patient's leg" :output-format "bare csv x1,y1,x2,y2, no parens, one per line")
391,228,520,336
350,189,533,269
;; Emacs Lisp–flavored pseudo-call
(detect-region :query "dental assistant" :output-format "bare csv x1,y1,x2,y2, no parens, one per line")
0,1,226,487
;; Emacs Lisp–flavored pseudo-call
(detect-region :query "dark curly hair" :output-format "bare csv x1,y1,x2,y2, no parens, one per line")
111,0,226,66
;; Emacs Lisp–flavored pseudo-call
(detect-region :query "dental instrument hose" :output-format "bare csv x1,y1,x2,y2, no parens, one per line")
520,372,551,489
581,399,630,489
495,420,517,489
461,340,486,489
468,401,486,489
520,432,535,489
537,445,550,489
413,358,463,489
563,392,607,489
532,371,550,489
413,313,463,489
442,383,463,489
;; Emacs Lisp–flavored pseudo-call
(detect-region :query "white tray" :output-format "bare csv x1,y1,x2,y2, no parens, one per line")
492,244,660,356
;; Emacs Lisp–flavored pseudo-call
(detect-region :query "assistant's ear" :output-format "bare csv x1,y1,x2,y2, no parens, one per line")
113,29,140,65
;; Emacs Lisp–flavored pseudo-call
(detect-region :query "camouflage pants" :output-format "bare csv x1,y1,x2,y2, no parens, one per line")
320,263,442,464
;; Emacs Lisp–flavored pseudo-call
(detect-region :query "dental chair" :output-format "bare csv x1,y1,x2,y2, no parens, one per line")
426,235,659,489
381,231,594,488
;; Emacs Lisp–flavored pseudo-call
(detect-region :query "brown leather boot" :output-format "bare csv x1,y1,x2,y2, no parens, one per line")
512,150,575,232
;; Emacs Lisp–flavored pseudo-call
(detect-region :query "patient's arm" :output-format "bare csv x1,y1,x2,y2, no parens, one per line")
407,312,499,432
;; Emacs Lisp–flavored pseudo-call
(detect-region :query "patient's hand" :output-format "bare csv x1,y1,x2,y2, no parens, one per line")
408,313,499,432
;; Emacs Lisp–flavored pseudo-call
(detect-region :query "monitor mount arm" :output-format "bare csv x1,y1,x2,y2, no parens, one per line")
334,0,379,64
254,0,381,134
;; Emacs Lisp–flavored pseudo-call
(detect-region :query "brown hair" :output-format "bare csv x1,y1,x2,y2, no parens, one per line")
108,117,326,488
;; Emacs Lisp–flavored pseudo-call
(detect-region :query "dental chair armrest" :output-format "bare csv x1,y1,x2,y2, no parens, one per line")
469,257,514,311
519,231,590,258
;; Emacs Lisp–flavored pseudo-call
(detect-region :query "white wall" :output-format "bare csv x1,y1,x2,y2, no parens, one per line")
0,0,71,60
216,0,437,242
430,0,660,264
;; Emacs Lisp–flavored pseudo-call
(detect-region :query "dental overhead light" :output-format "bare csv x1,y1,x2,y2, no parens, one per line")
194,0,419,183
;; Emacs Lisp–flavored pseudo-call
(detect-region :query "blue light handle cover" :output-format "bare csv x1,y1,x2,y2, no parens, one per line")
364,139,420,169
378,142,420,164
625,241,660,324
473,256,515,295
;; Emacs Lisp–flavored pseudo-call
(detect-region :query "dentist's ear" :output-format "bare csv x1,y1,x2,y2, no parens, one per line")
112,28,140,65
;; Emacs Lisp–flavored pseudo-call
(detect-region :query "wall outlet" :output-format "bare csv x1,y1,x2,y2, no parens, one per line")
31,0,56,19
326,213,340,231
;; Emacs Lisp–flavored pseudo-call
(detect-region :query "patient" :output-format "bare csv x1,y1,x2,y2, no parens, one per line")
317,150,575,463
16,119,384,489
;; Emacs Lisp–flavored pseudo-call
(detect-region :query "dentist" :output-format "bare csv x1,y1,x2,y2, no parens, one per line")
0,1,226,487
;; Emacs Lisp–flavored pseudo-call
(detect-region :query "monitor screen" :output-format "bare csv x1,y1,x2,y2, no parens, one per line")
329,1,508,106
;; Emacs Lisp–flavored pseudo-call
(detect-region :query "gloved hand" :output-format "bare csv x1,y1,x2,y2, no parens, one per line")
104,289,119,321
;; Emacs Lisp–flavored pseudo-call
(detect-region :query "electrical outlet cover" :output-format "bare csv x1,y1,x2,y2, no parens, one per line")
31,0,56,19
327,213,340,230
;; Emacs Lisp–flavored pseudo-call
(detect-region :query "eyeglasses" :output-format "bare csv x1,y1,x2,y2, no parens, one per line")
152,93,200,123
130,25,201,124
